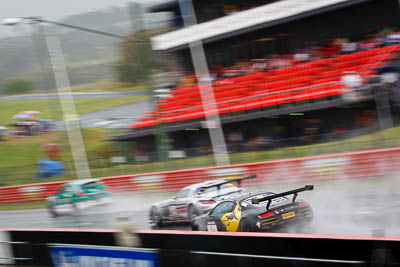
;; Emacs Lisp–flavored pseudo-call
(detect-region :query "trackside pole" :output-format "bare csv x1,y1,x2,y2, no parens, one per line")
46,35,91,179
178,0,230,166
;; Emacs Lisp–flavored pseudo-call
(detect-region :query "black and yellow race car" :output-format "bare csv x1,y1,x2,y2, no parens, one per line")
191,185,313,232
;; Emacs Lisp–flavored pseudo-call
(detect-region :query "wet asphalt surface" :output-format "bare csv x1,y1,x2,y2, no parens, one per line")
1,176,400,236
77,100,151,128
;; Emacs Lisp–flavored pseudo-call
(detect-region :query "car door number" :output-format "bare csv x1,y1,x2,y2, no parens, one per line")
207,223,218,232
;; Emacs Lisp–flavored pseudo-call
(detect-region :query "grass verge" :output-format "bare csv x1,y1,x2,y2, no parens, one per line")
5,79,148,95
0,128,113,185
1,125,400,187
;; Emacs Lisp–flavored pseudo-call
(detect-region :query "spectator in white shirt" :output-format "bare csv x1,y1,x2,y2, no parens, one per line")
341,71,363,101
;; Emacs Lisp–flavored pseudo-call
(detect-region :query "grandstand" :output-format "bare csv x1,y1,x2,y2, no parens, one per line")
112,0,400,160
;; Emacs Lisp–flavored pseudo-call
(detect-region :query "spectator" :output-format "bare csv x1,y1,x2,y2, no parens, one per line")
371,68,400,99
320,39,341,58
341,71,363,101
332,124,348,138
114,213,142,247
359,35,382,50
250,59,268,72
293,51,310,62
355,111,372,129
269,55,292,69
245,135,272,151
385,31,400,44
381,70,399,85
340,38,359,54
227,131,243,152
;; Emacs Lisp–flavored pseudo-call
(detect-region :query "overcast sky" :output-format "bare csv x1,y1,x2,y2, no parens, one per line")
0,0,164,36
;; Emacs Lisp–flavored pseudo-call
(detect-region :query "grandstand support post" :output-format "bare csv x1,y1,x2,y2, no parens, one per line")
375,96,394,130
178,0,230,166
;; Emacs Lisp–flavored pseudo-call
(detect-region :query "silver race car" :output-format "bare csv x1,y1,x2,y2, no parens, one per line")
148,174,256,226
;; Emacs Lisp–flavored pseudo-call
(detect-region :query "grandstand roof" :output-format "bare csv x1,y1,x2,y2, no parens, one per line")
151,0,369,52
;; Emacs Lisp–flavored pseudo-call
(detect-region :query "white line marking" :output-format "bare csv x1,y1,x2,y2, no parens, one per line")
190,251,366,264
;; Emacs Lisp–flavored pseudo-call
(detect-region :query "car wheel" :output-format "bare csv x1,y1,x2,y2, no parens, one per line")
47,205,58,217
192,220,207,231
188,205,199,222
150,207,163,226
240,219,256,232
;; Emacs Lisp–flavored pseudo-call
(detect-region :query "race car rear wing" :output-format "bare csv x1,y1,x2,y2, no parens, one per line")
199,174,257,193
251,185,314,210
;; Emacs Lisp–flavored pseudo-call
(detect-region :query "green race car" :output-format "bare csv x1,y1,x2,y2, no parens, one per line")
46,179,112,217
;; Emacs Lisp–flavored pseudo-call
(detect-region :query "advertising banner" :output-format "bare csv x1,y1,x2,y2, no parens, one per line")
50,244,158,267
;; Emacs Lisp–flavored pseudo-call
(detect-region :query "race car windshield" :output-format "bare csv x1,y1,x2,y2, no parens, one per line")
81,181,102,189
197,183,237,196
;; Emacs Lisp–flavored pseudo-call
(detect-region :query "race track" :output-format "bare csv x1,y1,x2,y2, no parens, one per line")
2,175,400,236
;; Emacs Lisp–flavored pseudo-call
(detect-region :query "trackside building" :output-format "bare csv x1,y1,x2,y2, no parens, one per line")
112,0,400,161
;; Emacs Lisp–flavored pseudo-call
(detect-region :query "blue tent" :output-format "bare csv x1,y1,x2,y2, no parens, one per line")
36,159,65,179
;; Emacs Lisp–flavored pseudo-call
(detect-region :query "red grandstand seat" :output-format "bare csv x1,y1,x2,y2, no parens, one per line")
218,102,234,114
255,95,277,108
226,98,259,112
311,76,341,85
380,44,400,53
332,61,354,69
143,38,400,126
216,95,241,103
360,61,387,70
265,72,294,82
291,87,313,102
275,92,294,105
312,84,344,99
311,58,335,66
243,72,267,80
338,48,381,61
359,70,377,77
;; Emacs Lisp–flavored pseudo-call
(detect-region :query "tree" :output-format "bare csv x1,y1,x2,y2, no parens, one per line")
2,78,33,94
114,29,175,85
